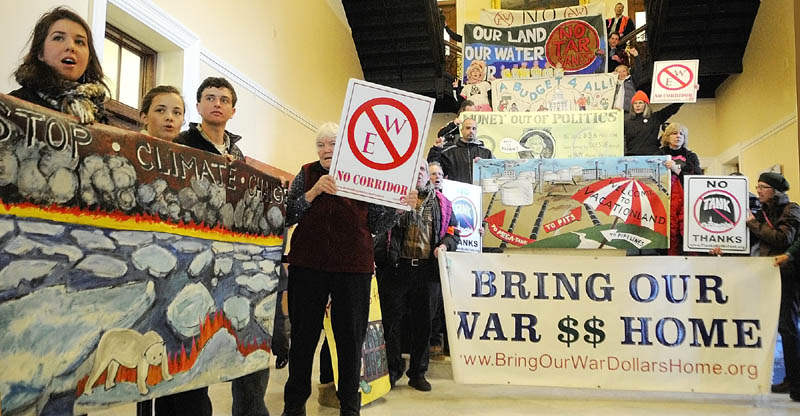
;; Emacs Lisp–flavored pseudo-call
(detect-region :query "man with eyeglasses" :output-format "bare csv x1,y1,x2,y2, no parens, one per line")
747,172,800,401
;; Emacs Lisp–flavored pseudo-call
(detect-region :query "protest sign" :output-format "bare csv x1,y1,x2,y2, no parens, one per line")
462,110,624,160
492,73,618,112
441,179,483,253
323,276,390,405
474,156,671,250
439,252,779,394
683,175,750,254
480,3,605,28
0,94,285,415
650,60,700,103
330,79,435,210
463,14,607,83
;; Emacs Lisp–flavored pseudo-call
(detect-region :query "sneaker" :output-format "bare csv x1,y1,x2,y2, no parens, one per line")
772,381,792,394
317,382,340,409
408,377,432,392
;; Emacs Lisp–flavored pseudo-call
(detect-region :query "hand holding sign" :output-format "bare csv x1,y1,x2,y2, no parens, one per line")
306,175,338,203
330,79,435,210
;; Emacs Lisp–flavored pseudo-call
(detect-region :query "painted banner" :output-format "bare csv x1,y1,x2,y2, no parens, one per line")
479,3,605,28
463,15,607,85
330,78,435,210
0,94,286,415
323,276,390,405
462,110,624,160
438,252,779,394
474,156,671,250
650,60,700,104
441,179,483,253
684,175,750,254
492,73,618,112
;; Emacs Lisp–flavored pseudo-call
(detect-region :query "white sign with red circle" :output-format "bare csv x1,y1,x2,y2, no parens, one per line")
650,60,699,103
329,79,435,210
683,175,750,254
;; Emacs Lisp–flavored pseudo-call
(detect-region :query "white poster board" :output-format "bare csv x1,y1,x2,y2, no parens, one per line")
330,79,435,210
650,59,699,103
683,175,750,254
440,179,483,253
439,252,778,394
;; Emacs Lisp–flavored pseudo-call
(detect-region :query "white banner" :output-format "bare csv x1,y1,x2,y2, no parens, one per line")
683,175,750,254
479,3,606,28
439,252,779,394
441,179,483,253
492,74,619,112
650,60,700,103
330,79,435,210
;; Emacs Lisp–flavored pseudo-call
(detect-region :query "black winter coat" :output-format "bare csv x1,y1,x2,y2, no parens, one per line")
428,138,493,184
624,103,682,156
175,122,245,161
659,145,702,185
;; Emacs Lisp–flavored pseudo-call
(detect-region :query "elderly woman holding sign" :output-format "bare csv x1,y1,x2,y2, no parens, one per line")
282,122,416,416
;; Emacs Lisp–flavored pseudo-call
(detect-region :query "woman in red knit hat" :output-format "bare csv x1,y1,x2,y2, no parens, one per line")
623,90,682,156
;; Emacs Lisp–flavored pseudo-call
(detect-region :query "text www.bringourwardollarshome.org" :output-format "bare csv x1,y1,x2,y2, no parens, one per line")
460,352,759,380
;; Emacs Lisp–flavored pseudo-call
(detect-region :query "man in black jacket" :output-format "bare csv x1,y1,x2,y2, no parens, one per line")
161,76,269,416
374,160,460,392
175,77,245,161
428,118,493,184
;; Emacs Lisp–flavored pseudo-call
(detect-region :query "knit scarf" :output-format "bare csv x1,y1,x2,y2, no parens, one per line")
37,81,107,124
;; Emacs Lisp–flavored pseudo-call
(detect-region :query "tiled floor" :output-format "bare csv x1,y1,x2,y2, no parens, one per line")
90,354,800,416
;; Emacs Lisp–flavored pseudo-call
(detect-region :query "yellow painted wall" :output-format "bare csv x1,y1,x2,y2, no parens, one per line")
1,0,91,93
1,1,363,176
149,0,362,175
714,0,798,188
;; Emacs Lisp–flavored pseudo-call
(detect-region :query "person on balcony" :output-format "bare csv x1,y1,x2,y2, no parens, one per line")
607,2,635,39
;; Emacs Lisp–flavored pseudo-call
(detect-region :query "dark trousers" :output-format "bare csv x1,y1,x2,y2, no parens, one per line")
429,281,447,350
283,266,371,415
320,338,334,384
232,369,270,416
779,270,800,390
154,369,269,416
377,261,433,381
154,388,212,416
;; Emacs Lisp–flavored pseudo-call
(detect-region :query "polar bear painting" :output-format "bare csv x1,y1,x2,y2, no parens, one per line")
84,328,172,395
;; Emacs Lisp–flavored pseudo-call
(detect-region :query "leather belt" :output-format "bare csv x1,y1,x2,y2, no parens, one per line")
398,258,432,267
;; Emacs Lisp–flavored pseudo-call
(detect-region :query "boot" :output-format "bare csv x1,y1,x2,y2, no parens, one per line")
317,382,340,409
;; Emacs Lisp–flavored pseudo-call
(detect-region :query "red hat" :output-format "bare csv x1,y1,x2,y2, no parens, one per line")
631,90,649,104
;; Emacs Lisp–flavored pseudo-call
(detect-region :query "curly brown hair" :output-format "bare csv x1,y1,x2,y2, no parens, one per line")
13,7,106,90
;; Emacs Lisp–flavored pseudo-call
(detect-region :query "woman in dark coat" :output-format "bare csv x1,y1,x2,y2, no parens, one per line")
281,122,414,416
624,90,682,156
659,122,702,255
10,7,107,124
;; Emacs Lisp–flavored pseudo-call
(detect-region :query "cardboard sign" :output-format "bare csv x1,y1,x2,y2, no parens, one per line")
683,175,750,254
650,60,699,103
440,179,483,253
330,79,435,210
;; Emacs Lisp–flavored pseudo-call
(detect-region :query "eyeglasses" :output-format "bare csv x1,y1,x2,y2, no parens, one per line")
756,185,773,190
